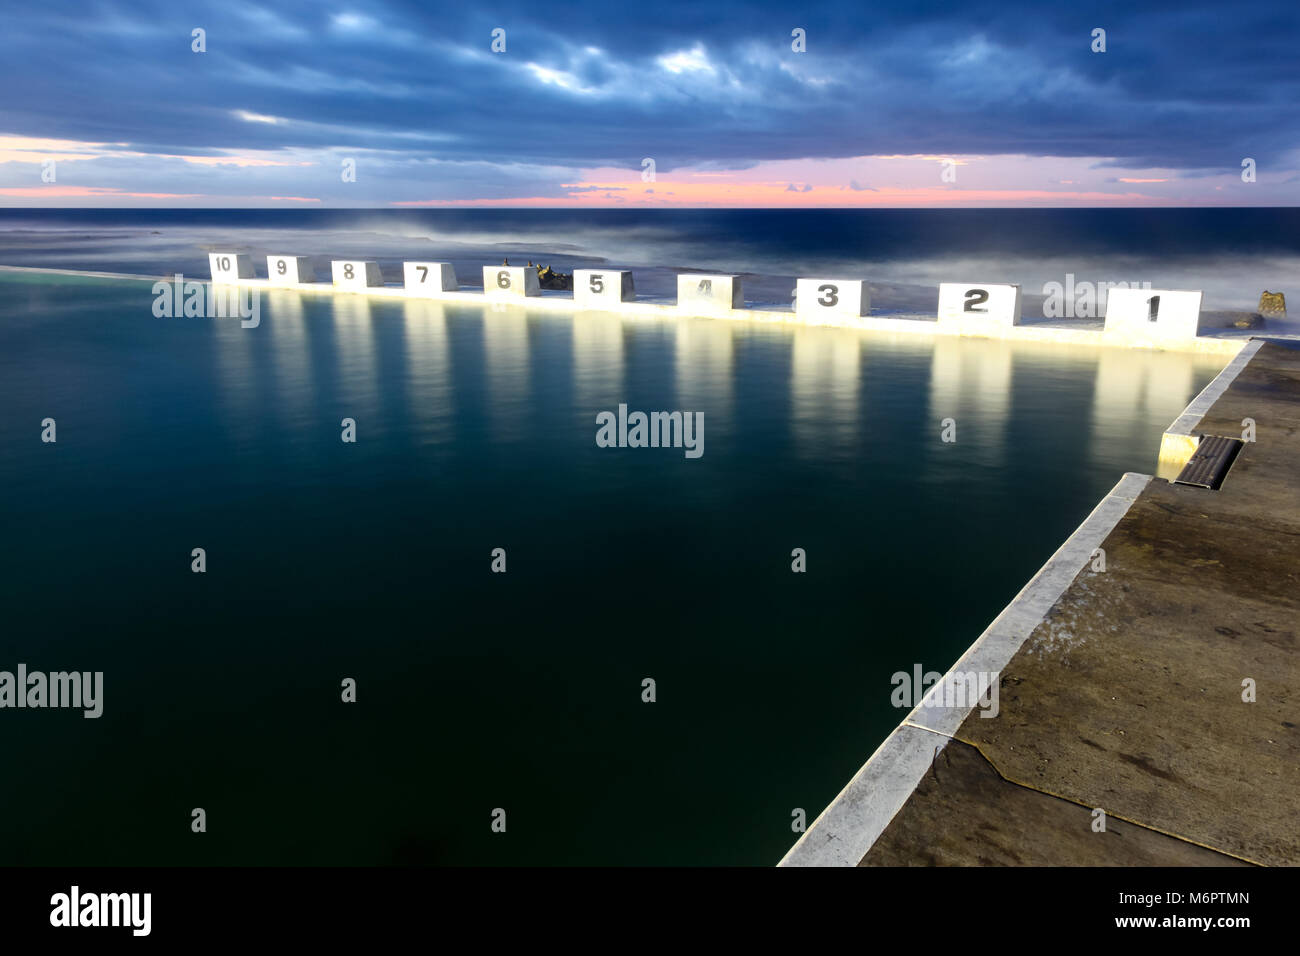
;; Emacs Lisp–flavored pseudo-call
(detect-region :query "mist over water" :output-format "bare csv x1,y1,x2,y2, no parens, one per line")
1,208,1296,313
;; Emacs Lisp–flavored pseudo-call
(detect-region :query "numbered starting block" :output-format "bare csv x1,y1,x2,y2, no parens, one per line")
795,278,870,319
267,255,315,285
404,262,459,294
483,265,540,298
331,260,384,290
937,282,1022,328
208,253,255,282
677,274,742,313
574,270,635,308
1104,288,1204,341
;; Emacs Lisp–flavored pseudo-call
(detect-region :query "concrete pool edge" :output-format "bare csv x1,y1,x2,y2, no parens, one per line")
1157,337,1265,475
778,472,1151,867
0,265,1254,356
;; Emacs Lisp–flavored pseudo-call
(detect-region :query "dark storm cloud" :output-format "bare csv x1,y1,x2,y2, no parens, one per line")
1,0,1298,175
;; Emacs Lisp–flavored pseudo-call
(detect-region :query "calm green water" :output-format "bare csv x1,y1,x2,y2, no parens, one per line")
0,272,1222,865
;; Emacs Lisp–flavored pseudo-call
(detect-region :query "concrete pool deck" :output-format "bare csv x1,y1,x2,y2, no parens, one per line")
782,337,1300,867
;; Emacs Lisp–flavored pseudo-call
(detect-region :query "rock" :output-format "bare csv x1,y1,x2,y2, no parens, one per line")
1259,291,1286,317
535,263,572,291
1218,311,1265,329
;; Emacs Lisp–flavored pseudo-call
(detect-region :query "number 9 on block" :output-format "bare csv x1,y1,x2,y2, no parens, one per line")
937,282,1022,326
795,279,869,318
267,255,315,285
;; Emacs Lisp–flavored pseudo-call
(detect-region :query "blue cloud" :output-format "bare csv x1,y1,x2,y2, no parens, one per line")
0,0,1297,200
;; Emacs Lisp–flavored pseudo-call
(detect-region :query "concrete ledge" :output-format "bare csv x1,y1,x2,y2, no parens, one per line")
1158,338,1265,476
780,472,1149,867
0,265,1250,355
779,724,953,867
199,276,1247,356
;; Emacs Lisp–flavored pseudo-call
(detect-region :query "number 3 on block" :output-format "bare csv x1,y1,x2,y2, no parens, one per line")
794,278,869,318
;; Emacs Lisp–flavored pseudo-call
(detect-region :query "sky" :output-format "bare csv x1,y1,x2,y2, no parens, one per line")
0,0,1297,207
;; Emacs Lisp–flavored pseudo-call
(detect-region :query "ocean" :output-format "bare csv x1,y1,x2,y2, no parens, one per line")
0,208,1271,864
2,207,1299,316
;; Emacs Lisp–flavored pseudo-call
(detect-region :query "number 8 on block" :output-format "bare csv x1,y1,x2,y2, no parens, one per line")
331,260,384,290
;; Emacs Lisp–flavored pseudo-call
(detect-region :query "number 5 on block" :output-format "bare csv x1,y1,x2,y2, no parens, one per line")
574,270,634,307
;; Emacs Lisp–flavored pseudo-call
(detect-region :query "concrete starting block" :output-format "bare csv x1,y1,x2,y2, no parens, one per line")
208,253,255,282
331,260,384,290
937,282,1022,328
1104,288,1203,342
795,278,870,319
404,262,458,294
483,265,539,298
574,269,635,308
678,274,742,313
267,255,315,285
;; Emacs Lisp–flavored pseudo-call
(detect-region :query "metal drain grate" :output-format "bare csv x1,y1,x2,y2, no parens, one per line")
1174,435,1243,490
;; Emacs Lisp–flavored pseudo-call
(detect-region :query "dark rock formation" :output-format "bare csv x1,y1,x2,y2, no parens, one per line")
1259,291,1286,317
1216,311,1265,329
535,263,572,291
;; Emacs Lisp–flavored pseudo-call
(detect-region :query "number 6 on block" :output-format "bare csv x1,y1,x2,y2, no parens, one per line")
937,282,1022,327
331,260,384,289
574,270,634,307
482,265,540,298
795,279,870,318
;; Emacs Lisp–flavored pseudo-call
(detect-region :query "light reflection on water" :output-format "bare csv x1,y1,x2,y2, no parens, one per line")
0,273,1225,865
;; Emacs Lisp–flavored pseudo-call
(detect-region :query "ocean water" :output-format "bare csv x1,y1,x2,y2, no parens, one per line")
1,207,1298,317
0,251,1224,865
